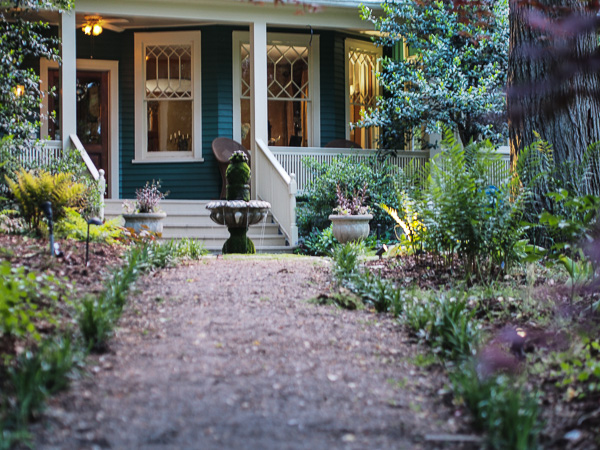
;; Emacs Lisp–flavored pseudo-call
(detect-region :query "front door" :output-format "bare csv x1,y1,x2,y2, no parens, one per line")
48,69,110,197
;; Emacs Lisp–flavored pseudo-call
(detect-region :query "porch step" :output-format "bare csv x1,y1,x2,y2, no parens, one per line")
104,199,292,253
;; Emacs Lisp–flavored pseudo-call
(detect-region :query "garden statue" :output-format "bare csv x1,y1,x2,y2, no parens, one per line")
206,151,270,254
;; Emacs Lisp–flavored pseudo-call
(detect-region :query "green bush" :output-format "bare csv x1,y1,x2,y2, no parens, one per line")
5,168,86,235
331,242,363,282
382,130,527,278
0,262,62,340
56,208,123,244
296,225,338,256
297,155,398,235
452,365,541,450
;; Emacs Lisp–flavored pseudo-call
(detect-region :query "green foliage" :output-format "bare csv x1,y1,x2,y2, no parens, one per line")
296,225,338,256
226,150,251,201
77,295,115,352
515,138,600,247
359,0,508,148
380,131,526,278
297,155,398,234
403,291,479,360
56,208,123,244
550,337,600,399
331,242,363,282
452,365,541,450
0,1,72,139
164,238,208,261
7,336,82,426
6,168,86,234
344,270,401,314
0,261,62,340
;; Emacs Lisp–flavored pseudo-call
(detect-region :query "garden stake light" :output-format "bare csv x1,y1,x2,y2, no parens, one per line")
85,217,103,266
41,201,54,256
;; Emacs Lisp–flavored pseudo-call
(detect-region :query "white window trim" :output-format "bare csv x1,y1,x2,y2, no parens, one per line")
232,31,320,147
133,31,203,163
40,58,121,199
345,38,382,145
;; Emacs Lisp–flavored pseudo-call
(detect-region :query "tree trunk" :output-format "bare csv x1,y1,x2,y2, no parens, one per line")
507,0,600,167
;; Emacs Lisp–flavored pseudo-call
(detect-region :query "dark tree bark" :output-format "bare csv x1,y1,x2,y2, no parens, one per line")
507,0,600,166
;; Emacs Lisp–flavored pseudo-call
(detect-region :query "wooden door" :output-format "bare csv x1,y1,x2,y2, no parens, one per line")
48,69,110,197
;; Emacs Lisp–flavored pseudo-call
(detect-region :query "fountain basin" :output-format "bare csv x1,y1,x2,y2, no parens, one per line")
206,200,271,228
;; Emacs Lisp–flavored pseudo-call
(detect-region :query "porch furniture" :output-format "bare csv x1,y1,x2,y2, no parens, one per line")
212,137,251,199
324,139,362,149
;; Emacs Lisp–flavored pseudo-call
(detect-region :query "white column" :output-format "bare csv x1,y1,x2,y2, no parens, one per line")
60,11,77,150
250,20,268,199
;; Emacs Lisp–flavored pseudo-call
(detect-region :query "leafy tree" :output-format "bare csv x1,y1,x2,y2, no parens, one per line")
359,0,509,149
0,1,72,139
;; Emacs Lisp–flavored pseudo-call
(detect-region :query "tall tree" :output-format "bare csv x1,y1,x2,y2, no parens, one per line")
507,0,600,166
359,0,509,149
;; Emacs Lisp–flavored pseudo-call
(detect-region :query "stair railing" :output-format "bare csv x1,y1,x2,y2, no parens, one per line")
69,134,105,220
255,138,298,246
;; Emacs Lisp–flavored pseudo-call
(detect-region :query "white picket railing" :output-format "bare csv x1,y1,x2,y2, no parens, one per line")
272,146,511,194
255,139,298,246
272,147,430,194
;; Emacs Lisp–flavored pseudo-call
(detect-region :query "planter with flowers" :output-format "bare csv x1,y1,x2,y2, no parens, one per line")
328,184,373,243
122,180,168,234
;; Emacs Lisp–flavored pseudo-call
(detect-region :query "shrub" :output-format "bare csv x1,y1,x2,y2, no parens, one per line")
77,295,115,352
124,180,167,213
56,208,123,244
297,155,398,235
381,130,527,279
331,242,363,282
5,168,86,234
295,226,338,256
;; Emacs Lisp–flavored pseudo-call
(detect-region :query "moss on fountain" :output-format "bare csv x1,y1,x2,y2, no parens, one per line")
225,151,250,202
223,150,255,254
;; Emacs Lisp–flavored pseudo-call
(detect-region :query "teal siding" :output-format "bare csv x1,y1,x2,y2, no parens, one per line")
319,31,347,145
84,27,233,200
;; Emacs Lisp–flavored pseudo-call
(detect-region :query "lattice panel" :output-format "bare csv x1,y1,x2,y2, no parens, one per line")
240,43,309,100
348,48,378,107
145,45,192,99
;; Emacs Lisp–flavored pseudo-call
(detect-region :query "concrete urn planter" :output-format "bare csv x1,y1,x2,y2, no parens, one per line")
328,214,373,243
122,212,167,234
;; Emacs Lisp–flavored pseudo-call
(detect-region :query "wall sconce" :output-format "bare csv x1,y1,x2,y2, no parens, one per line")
13,85,25,97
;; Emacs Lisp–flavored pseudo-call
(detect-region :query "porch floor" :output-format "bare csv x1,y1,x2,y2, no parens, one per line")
104,200,292,253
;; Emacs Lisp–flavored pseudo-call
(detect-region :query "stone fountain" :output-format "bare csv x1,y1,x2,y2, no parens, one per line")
206,151,270,254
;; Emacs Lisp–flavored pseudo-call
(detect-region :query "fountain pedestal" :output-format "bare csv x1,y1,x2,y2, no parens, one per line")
206,150,271,254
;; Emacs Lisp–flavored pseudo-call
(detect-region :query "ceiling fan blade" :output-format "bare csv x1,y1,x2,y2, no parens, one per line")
102,22,126,33
105,18,129,24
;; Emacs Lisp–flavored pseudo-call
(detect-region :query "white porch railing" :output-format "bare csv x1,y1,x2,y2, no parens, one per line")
255,139,298,246
272,146,511,194
272,147,430,194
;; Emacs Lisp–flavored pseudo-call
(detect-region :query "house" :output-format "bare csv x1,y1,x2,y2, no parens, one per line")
27,0,424,250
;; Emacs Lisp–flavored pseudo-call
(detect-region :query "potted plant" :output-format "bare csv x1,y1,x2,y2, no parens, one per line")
122,180,168,234
328,184,373,243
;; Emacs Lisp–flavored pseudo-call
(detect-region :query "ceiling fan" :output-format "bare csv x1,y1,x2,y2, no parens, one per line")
78,15,128,36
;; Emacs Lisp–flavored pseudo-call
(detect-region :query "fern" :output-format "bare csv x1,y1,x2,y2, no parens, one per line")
5,169,86,234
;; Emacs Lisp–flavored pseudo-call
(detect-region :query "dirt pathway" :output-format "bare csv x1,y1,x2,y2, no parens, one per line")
32,256,467,449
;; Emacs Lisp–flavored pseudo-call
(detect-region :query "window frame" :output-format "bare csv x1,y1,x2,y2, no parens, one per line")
232,31,320,148
133,31,203,163
345,38,382,149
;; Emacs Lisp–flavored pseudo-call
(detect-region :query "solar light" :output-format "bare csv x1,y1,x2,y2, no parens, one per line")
85,217,103,266
41,201,54,256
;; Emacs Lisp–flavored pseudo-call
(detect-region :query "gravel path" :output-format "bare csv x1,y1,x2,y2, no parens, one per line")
32,256,465,449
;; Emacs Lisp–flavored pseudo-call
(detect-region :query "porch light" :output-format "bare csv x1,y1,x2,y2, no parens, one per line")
82,20,103,36
13,85,25,97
